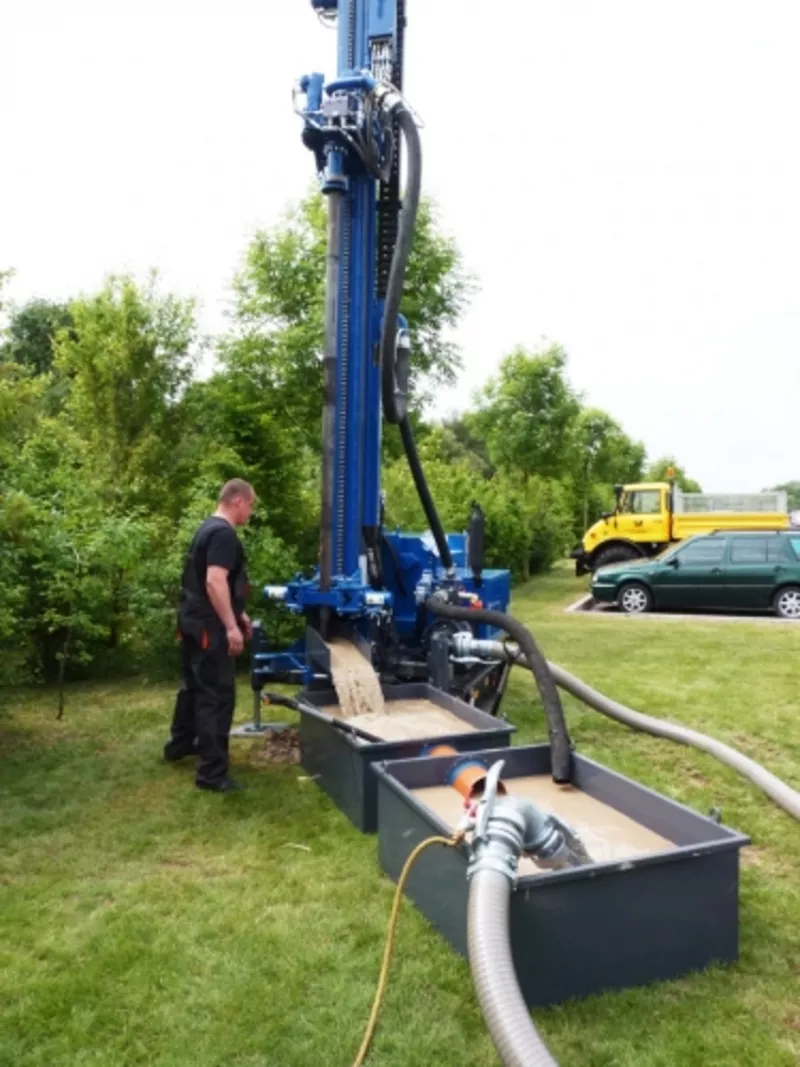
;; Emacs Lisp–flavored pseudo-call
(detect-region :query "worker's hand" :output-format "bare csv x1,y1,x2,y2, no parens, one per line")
226,625,244,657
240,613,253,640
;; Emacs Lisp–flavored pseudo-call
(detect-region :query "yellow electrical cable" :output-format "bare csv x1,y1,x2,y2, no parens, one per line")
352,830,466,1067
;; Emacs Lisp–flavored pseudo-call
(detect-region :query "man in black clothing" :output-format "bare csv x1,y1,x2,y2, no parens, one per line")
163,478,256,791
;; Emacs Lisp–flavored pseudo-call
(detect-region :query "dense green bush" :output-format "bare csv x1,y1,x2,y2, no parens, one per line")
382,429,575,582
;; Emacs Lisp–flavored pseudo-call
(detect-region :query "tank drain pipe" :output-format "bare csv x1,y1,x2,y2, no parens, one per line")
451,635,800,824
466,761,592,1067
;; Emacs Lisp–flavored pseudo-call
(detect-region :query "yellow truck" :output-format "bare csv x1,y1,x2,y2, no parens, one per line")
571,482,792,575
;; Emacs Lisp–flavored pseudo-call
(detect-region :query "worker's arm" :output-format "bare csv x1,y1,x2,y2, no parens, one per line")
206,566,244,656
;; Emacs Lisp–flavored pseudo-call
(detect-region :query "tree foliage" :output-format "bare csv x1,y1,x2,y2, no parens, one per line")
0,195,701,689
53,273,200,516
644,456,702,493
223,190,472,447
470,344,581,479
382,430,574,581
767,481,800,511
2,298,73,377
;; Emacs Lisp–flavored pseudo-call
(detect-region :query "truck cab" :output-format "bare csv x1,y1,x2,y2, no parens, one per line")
571,482,790,576
572,483,671,575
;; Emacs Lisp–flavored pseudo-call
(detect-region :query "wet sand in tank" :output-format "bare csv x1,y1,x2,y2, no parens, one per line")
411,775,674,874
321,698,477,743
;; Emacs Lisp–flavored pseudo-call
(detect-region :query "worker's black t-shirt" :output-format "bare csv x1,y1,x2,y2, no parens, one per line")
180,517,249,626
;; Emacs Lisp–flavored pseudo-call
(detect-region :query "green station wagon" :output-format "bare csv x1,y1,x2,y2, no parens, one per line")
590,530,800,618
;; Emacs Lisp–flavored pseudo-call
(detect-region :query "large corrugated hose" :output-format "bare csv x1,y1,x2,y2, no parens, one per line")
468,869,558,1067
473,639,800,824
426,598,573,782
378,97,453,572
545,660,800,823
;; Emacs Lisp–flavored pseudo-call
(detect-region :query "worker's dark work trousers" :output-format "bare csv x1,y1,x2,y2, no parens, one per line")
166,630,236,787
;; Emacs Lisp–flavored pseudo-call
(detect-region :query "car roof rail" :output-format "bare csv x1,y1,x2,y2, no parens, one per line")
708,527,788,534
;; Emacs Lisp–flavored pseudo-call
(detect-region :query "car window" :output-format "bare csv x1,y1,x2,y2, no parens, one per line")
768,540,788,563
621,490,661,515
729,537,788,564
790,537,800,560
677,539,725,565
730,537,767,564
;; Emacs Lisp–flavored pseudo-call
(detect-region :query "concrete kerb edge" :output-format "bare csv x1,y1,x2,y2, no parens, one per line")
563,594,799,626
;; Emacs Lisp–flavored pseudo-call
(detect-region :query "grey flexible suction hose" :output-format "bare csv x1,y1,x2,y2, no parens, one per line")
470,638,800,823
427,599,573,781
546,660,800,823
468,869,558,1067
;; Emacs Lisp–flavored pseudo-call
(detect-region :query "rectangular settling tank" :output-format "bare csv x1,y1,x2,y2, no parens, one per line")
374,743,749,1006
297,684,515,833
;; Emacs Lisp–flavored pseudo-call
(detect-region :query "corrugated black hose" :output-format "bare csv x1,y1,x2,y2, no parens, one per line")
425,598,573,782
379,99,453,573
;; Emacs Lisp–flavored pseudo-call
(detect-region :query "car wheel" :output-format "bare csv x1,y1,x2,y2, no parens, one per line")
773,586,800,620
618,581,652,615
594,545,642,569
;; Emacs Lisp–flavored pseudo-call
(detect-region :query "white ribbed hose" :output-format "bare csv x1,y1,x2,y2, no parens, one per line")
464,638,800,824
467,868,558,1067
546,660,800,823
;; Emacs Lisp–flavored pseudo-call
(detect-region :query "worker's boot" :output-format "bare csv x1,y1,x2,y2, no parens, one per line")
196,777,245,792
163,740,199,761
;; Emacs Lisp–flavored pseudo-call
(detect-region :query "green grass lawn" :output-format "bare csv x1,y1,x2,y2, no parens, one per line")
2,565,800,1066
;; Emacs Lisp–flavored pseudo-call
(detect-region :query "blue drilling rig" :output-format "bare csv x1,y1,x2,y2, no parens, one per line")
238,9,760,1064
249,0,520,718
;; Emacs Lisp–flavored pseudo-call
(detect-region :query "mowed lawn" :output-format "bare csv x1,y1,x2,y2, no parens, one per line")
2,565,799,1067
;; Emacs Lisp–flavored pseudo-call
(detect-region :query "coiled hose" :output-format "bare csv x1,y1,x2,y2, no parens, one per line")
468,868,558,1067
426,598,573,782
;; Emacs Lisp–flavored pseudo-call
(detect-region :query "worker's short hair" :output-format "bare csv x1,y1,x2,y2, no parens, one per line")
218,478,256,505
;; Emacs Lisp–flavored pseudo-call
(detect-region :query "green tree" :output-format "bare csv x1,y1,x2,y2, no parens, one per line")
208,189,477,561
644,456,702,493
223,190,475,448
53,273,200,516
1,299,73,376
470,343,581,480
435,412,494,476
768,481,800,511
382,431,574,581
574,408,645,530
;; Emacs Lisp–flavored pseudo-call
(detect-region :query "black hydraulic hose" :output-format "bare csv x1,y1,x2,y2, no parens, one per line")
379,99,453,572
425,599,572,781
379,103,419,427
399,415,454,572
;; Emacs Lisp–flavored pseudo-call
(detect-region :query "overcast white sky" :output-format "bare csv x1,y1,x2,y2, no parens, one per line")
3,0,799,492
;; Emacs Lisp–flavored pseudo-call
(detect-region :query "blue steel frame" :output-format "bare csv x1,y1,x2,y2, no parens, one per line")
251,2,511,690
285,0,402,619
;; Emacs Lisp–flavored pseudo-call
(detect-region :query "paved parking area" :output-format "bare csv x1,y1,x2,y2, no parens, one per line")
565,593,799,625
